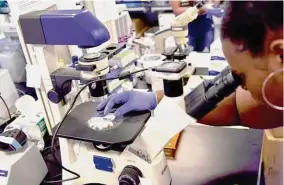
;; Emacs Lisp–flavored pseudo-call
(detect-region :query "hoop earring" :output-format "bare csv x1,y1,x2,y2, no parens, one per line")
262,68,283,111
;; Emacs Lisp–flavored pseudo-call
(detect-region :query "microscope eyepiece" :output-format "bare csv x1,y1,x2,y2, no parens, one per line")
185,67,243,120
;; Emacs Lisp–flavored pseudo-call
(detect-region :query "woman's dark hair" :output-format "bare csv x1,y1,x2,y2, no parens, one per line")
221,1,283,56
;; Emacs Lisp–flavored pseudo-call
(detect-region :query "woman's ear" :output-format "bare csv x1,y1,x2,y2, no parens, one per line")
269,39,283,63
268,39,283,72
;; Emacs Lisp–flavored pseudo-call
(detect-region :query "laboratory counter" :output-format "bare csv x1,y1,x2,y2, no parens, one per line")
168,125,263,185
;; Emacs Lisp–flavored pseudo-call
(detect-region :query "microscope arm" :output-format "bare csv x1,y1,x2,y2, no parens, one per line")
171,6,198,28
50,68,81,88
171,1,206,46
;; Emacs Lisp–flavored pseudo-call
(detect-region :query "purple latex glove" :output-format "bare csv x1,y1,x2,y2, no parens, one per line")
97,91,157,117
206,6,224,18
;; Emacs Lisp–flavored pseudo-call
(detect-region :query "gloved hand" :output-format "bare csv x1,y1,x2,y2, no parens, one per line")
97,91,157,117
206,5,224,18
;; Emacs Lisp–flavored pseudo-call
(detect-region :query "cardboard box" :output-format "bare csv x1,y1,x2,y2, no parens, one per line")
271,127,284,138
164,132,182,159
262,129,283,185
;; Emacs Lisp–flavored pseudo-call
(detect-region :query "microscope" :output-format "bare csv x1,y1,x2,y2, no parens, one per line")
163,1,206,60
19,9,128,104
9,5,242,185
17,9,171,185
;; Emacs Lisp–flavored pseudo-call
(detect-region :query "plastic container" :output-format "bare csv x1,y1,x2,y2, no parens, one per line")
0,38,26,83
140,54,165,84
143,33,156,54
4,95,47,150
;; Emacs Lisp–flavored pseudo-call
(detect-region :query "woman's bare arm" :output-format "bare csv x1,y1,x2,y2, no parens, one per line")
170,0,206,15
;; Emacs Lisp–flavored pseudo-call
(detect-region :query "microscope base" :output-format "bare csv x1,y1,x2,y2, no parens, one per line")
60,139,172,185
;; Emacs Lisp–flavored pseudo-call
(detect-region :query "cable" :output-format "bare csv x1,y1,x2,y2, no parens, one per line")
118,68,150,80
0,95,11,120
41,143,60,157
45,173,62,180
44,68,149,184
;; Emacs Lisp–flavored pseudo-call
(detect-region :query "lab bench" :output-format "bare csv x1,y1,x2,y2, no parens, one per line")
168,125,263,185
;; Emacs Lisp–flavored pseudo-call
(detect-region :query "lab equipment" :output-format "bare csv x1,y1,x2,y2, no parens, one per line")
0,128,27,151
19,9,110,47
185,66,243,120
18,9,132,131
48,65,172,184
109,49,138,68
0,141,48,185
121,65,243,165
17,6,239,184
133,37,156,57
0,95,46,152
0,98,47,185
154,61,188,74
123,60,192,163
140,62,242,122
50,77,171,185
158,13,176,31
139,54,166,84
97,60,194,117
4,115,46,150
167,0,206,60
46,43,125,104
19,8,172,185
54,101,150,151
71,140,171,185
116,11,132,43
81,1,132,44
153,61,189,99
94,62,242,177
13,95,47,150
143,33,156,54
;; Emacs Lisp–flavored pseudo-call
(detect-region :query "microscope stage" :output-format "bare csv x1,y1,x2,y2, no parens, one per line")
53,101,150,146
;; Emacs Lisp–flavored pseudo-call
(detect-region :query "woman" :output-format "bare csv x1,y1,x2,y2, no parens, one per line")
170,0,224,52
98,1,283,129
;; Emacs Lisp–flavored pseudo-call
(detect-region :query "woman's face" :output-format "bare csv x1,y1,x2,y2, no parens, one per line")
222,39,283,107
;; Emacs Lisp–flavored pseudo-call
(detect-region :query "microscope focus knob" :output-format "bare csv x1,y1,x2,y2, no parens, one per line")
118,165,142,185
47,89,62,104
